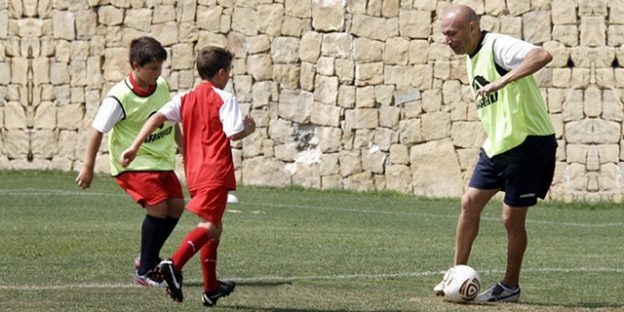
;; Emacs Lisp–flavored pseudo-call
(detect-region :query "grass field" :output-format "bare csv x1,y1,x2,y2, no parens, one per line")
0,170,622,311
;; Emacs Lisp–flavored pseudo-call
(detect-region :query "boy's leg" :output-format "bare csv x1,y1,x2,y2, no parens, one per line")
200,238,220,292
156,198,184,252
139,202,168,275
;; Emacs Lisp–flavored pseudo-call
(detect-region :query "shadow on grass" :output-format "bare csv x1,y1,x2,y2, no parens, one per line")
524,301,624,309
225,306,405,312
184,280,293,287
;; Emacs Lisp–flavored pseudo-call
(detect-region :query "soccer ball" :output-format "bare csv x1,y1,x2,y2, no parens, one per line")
441,265,481,303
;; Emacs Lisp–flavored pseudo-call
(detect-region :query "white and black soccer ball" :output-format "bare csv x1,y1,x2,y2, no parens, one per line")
441,265,481,303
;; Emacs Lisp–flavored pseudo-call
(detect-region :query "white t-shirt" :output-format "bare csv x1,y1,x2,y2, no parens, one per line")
92,97,124,133
486,32,537,71
159,85,244,138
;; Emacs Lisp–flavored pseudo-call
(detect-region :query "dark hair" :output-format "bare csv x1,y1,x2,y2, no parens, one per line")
196,46,233,80
129,36,167,67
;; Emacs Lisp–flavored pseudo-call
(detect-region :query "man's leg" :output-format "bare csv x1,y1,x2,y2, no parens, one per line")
454,187,499,265
500,204,528,288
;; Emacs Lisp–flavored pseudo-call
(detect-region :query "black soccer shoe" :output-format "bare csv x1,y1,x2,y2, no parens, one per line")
201,280,236,307
157,259,184,302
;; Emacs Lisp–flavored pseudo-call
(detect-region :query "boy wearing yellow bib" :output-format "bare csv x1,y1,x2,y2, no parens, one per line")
76,37,185,287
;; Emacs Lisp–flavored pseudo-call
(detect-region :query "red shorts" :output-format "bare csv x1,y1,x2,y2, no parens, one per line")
187,186,229,225
115,171,184,207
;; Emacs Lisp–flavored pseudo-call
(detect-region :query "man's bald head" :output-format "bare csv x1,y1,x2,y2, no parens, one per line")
441,5,481,55
443,5,480,28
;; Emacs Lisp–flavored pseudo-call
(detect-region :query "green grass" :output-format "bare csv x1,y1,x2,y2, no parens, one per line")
0,170,622,311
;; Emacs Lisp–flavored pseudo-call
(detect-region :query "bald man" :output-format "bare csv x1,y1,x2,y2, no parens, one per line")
434,5,557,303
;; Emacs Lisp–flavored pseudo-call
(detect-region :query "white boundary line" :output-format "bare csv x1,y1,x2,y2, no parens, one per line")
0,267,621,291
1,189,623,227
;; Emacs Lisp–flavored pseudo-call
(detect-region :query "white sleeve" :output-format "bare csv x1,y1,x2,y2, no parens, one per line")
491,34,537,71
158,94,183,124
91,97,125,133
217,89,245,137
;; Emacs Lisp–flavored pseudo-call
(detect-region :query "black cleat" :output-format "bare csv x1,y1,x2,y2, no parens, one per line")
201,280,236,307
157,259,184,302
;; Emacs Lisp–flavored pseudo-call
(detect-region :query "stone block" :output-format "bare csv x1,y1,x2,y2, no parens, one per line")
484,0,506,16
375,85,394,106
602,90,624,122
351,14,398,41
566,119,621,144
580,17,605,46
321,33,352,59
579,0,607,16
278,89,313,123
355,62,384,86
5,102,27,129
232,7,257,35
300,31,321,63
311,102,340,127
197,6,221,32
552,0,577,24
339,150,362,177
272,37,300,63
608,25,624,47
258,4,283,36
362,149,386,174
2,130,29,158
33,101,56,130
384,36,409,65
285,0,311,18
410,139,463,197
374,127,396,151
399,10,430,39
452,121,485,148
398,118,422,144
317,127,342,153
552,25,578,46
379,106,401,129
523,11,551,44
609,0,624,24
291,163,321,188
244,35,269,55
384,165,411,193
242,157,291,187
344,108,378,130
312,0,345,31
344,171,375,192
356,86,376,108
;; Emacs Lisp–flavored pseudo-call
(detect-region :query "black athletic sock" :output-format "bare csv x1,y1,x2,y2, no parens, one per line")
138,215,165,275
157,216,179,251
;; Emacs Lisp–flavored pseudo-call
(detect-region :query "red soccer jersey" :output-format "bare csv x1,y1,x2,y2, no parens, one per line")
159,82,244,193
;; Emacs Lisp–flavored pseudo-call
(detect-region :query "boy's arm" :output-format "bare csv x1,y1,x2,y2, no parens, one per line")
119,112,169,167
228,115,256,141
174,124,184,153
75,128,104,189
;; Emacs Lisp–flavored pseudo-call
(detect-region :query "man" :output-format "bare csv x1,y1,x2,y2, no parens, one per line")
435,5,557,302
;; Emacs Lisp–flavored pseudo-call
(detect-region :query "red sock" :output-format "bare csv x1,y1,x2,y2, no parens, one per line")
200,239,220,292
171,227,210,271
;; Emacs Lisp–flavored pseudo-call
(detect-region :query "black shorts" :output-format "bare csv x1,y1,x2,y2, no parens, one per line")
469,135,557,207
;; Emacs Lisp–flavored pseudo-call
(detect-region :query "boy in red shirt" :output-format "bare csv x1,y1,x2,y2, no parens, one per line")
120,46,255,306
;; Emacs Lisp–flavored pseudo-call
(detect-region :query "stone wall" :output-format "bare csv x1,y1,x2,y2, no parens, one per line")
0,0,621,202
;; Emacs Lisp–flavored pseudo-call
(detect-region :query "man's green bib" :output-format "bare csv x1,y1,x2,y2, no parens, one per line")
107,77,176,176
467,37,555,157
